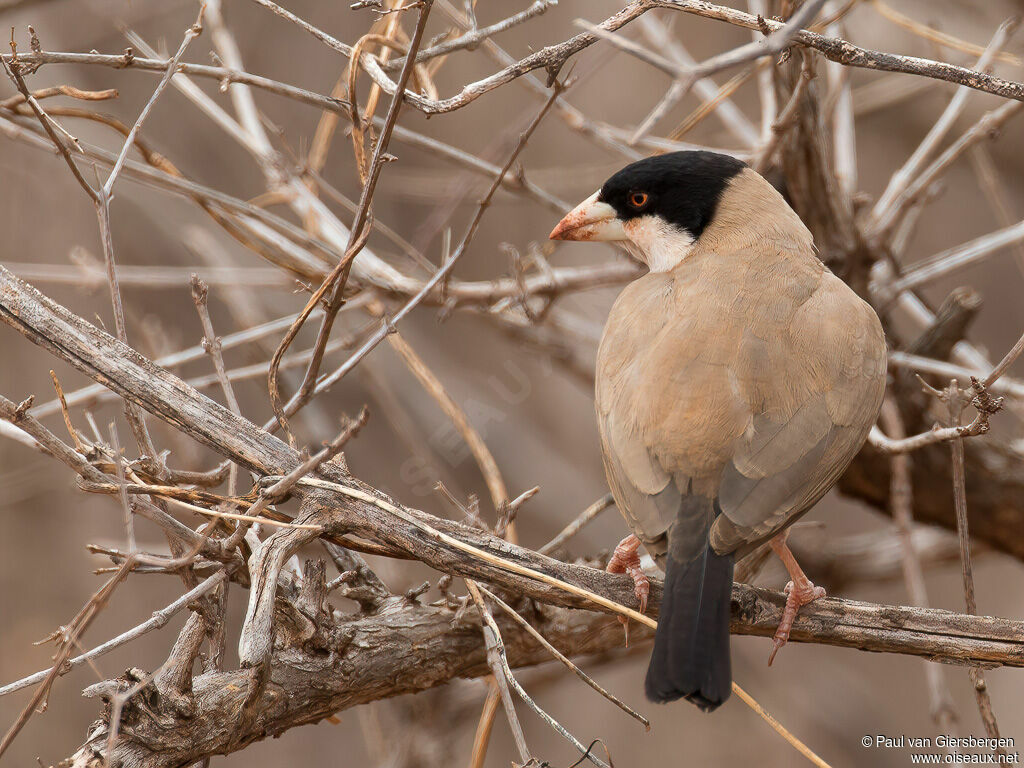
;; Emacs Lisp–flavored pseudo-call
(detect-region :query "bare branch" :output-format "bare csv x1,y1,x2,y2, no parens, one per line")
103,8,204,196
947,386,1005,745
0,570,228,698
653,0,1024,102
465,581,533,765
879,400,958,733
269,81,566,428
540,494,616,556
869,18,1017,223
476,584,650,729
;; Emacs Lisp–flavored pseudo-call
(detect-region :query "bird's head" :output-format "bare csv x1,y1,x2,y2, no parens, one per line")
549,151,747,272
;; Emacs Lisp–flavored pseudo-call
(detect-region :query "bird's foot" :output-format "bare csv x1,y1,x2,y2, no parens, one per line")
606,535,650,647
768,579,825,665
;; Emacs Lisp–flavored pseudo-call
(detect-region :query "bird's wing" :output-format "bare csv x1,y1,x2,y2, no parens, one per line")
597,260,886,562
596,269,752,562
708,271,887,554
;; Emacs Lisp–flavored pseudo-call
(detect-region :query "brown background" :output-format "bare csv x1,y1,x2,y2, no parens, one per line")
1,0,1024,765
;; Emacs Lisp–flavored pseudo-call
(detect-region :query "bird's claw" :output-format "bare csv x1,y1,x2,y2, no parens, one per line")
606,535,649,647
768,579,825,666
616,576,650,648
632,570,650,615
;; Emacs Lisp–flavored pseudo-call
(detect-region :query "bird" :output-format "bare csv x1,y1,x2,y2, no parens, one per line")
549,150,886,711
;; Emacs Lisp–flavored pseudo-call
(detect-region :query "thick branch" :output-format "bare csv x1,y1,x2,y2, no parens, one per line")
62,573,1024,767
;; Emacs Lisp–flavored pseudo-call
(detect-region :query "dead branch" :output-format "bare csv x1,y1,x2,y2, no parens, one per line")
3,3,1024,764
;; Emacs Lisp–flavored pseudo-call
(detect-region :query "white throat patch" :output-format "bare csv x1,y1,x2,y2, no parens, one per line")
622,215,696,272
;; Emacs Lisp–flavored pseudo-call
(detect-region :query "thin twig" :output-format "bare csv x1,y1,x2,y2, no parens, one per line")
868,377,1003,454
267,79,566,430
882,220,1024,302
0,571,227,698
269,0,436,442
539,494,615,555
103,9,205,196
984,328,1024,390
730,684,831,768
0,560,134,758
385,0,558,70
870,18,1017,224
476,584,649,729
947,384,1004,746
466,580,609,768
879,399,958,734
191,275,242,497
888,352,1024,401
465,580,532,766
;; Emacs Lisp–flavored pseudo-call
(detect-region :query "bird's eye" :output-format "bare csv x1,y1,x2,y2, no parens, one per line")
628,191,649,209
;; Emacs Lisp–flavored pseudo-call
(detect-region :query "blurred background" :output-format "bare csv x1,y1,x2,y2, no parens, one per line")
1,0,1023,765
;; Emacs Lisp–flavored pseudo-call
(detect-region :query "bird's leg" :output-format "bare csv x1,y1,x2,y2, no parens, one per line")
606,534,650,646
768,531,825,665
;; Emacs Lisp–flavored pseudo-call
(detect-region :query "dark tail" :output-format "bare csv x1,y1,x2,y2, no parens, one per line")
644,545,734,711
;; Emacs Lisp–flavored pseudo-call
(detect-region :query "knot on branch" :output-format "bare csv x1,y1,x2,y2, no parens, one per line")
13,395,34,420
272,596,319,650
404,580,431,603
83,667,183,735
544,57,567,87
730,583,771,626
968,377,1004,418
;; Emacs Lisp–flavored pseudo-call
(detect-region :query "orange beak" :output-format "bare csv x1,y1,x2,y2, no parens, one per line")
549,191,627,242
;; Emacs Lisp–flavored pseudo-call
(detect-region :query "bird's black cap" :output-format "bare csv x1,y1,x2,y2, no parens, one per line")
598,151,746,240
